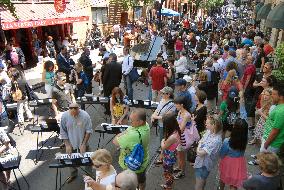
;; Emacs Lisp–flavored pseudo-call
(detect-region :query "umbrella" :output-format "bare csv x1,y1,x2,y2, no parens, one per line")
160,8,180,16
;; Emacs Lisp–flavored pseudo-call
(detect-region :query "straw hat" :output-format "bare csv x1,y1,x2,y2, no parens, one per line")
91,149,112,165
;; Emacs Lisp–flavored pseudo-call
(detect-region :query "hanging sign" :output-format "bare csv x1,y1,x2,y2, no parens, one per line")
54,0,66,13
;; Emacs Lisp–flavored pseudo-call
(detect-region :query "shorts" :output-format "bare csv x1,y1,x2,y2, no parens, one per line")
195,166,210,179
136,171,146,184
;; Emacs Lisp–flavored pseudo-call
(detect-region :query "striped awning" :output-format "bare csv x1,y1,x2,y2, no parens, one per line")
0,1,94,30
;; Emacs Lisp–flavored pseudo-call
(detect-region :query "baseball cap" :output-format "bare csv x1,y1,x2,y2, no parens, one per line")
174,79,187,86
183,75,192,83
160,86,173,95
228,86,239,99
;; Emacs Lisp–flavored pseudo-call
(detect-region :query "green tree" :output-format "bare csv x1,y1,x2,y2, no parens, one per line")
0,0,17,44
111,0,153,10
188,0,224,15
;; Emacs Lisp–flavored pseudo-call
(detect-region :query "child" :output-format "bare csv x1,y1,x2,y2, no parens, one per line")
219,118,248,190
243,152,281,190
194,114,223,190
160,113,181,190
174,96,192,179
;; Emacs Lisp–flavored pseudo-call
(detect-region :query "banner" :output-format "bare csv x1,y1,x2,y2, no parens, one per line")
2,16,89,30
54,0,66,13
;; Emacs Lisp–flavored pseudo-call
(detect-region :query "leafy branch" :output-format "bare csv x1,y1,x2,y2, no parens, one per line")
1,0,18,19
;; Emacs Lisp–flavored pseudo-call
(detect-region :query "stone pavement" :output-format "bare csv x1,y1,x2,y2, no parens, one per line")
6,56,259,190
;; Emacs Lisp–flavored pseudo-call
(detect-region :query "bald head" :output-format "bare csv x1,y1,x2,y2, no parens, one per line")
116,170,138,190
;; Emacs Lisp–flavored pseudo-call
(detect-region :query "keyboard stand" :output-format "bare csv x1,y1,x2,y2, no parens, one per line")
30,126,58,164
12,167,30,190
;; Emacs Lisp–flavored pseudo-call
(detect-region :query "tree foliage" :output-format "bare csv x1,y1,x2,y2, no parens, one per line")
1,0,18,19
273,43,284,81
111,0,153,10
188,0,224,13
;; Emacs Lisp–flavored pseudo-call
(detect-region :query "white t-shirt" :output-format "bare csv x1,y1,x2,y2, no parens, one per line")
85,169,117,190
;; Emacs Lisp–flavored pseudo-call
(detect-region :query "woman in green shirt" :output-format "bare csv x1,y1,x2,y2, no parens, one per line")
42,60,55,98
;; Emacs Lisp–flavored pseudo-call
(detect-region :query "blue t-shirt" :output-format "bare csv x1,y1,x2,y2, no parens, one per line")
242,38,253,47
220,138,245,158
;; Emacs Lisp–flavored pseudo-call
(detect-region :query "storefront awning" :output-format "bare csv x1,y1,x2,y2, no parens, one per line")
265,2,284,29
255,2,264,13
257,3,272,20
0,3,90,30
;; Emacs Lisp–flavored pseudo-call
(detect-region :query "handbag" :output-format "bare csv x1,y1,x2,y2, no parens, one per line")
127,56,139,82
12,82,22,102
152,101,174,128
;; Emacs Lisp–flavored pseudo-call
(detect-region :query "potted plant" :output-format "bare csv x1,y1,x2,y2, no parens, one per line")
272,42,284,82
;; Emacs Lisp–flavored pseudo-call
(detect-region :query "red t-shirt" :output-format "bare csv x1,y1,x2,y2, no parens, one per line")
241,64,256,87
183,20,190,29
175,39,183,51
149,65,167,91
263,44,274,56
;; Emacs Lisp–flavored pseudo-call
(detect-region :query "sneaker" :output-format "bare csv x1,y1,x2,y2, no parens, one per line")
250,154,257,159
248,160,259,165
174,171,185,179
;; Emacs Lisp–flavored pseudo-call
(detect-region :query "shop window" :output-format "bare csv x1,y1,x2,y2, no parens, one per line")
91,7,108,24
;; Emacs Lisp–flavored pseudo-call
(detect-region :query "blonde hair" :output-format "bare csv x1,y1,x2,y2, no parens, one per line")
225,69,238,84
75,62,83,71
198,71,208,82
90,149,112,165
257,152,281,175
260,88,273,113
207,114,223,134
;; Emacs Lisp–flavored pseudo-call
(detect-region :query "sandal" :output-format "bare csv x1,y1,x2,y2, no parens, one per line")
248,139,256,145
174,171,185,179
154,159,163,165
173,167,181,173
160,184,172,189
248,160,259,166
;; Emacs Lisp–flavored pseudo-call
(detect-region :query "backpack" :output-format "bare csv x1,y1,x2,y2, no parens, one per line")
124,130,144,171
207,67,220,86
10,51,19,66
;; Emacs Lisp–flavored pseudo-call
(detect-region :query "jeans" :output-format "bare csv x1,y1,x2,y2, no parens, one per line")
45,84,53,98
124,75,133,100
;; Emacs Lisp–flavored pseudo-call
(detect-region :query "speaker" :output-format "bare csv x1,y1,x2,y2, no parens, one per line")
120,12,128,26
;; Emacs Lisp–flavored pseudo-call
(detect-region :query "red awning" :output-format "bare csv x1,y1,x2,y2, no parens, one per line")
0,2,90,30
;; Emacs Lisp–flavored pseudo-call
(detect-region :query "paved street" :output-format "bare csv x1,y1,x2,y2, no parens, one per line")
5,66,259,190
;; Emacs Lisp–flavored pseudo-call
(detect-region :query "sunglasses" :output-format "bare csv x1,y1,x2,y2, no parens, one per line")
69,107,79,110
93,164,102,168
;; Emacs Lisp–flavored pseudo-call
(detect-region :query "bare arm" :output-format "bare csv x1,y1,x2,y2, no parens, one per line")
161,135,177,150
264,128,280,149
52,99,59,117
0,142,9,154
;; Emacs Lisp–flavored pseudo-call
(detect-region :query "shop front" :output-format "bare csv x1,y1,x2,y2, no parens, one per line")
0,2,90,68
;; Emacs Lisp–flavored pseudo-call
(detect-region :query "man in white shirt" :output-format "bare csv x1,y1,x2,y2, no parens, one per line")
174,51,189,78
122,47,134,100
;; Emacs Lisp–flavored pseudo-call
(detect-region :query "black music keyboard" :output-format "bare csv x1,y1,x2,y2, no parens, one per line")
50,152,93,168
0,155,21,171
98,123,130,134
29,99,53,107
77,95,158,109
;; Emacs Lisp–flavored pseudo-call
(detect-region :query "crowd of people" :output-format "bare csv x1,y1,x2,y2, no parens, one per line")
0,2,284,190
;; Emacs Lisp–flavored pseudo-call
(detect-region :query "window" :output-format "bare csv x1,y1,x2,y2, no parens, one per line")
134,6,142,20
91,7,108,24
